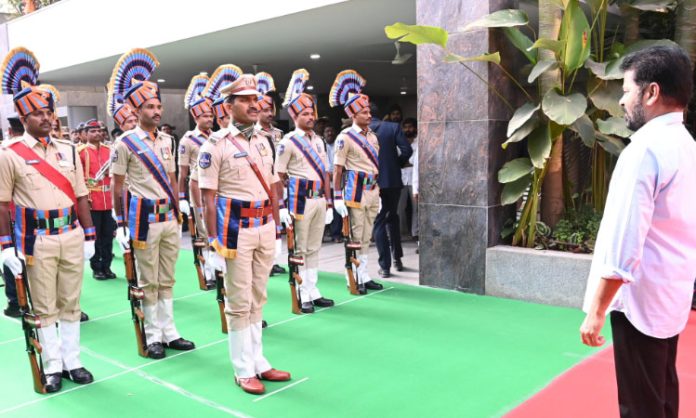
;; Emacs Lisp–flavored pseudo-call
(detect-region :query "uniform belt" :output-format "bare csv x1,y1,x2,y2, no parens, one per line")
88,185,111,192
306,189,324,199
239,206,273,218
33,208,78,231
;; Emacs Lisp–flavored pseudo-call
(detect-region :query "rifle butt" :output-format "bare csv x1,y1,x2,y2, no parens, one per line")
134,320,148,358
215,270,228,334
194,263,207,291
28,352,46,394
347,269,360,296
290,280,301,315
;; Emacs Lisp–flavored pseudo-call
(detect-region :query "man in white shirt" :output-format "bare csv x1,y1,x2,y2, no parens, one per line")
580,45,696,418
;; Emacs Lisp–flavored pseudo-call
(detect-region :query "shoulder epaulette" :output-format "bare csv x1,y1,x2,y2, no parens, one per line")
1,137,23,148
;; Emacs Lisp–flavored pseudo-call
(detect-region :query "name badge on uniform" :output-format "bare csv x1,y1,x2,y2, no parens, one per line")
234,151,248,158
26,159,39,165
56,152,72,167
161,148,171,160
255,143,268,156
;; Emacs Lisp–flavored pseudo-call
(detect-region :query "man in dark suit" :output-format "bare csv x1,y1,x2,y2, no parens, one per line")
370,103,412,277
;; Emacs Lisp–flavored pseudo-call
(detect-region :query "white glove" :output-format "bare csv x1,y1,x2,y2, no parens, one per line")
325,207,334,225
84,241,96,260
0,247,23,277
111,209,120,223
279,208,292,226
179,199,191,216
207,250,227,274
334,199,348,218
116,227,130,250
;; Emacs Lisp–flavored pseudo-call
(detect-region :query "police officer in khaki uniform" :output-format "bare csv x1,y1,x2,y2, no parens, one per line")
110,48,195,360
275,69,334,313
0,47,96,393
254,72,286,276
199,74,290,395
179,74,214,287
330,70,383,293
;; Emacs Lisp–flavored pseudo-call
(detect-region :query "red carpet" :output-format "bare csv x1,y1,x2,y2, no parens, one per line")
506,311,696,418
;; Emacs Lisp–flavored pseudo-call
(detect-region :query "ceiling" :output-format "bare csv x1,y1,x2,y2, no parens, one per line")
42,0,417,98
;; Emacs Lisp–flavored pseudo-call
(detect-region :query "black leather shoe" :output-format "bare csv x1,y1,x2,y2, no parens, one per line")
300,301,315,314
357,284,367,295
378,269,391,278
365,280,384,290
104,268,117,279
62,367,94,384
262,320,268,328
80,312,89,322
44,372,62,393
271,264,286,275
394,259,404,272
3,303,21,318
147,342,165,359
94,271,108,281
164,338,195,351
313,297,334,307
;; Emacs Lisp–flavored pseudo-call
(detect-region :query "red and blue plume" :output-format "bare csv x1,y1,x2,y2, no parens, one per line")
184,74,209,109
255,72,275,96
108,48,159,100
38,83,60,104
106,80,123,117
329,70,366,108
203,64,242,100
282,69,309,108
1,47,40,95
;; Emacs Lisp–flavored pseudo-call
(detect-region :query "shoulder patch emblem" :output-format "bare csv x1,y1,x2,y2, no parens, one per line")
277,144,285,156
199,152,212,169
179,145,186,155
337,139,345,150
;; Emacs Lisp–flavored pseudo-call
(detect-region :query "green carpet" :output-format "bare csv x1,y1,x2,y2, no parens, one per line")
0,247,605,418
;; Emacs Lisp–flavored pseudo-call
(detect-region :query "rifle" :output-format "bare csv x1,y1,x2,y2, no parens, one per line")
14,259,46,394
286,223,304,315
121,221,148,357
215,269,227,333
342,216,361,295
188,210,207,290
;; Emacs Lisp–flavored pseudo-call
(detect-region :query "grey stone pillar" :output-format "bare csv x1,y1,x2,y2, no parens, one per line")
417,0,518,293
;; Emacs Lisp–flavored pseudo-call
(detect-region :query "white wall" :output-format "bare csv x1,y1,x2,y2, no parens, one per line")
7,0,346,73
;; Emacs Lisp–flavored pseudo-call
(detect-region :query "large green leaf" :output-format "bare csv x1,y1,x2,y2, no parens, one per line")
559,0,591,72
501,173,533,205
443,52,501,64
507,102,540,137
597,117,634,138
385,23,448,48
622,0,678,13
596,132,627,156
527,123,552,168
585,59,624,80
623,38,678,55
503,27,537,64
503,115,539,149
542,89,587,126
570,114,596,147
461,9,529,31
528,38,565,54
588,78,624,117
498,158,534,183
528,59,559,83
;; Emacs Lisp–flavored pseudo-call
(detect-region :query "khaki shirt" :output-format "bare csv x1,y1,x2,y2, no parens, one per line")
179,127,209,168
198,126,278,201
0,133,88,209
275,128,328,182
334,124,380,175
111,126,176,199
256,123,283,147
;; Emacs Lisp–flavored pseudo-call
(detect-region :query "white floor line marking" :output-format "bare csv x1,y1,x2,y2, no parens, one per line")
84,290,209,324
0,336,23,346
252,377,309,403
0,287,390,415
81,347,254,418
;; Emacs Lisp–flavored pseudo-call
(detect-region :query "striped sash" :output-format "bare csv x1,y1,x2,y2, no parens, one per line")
128,197,176,249
14,206,78,265
188,134,205,147
344,170,378,208
345,129,379,170
121,133,179,218
287,177,323,219
213,197,273,259
287,134,326,183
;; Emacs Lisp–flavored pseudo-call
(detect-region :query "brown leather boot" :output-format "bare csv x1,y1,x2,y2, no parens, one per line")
235,376,265,394
258,368,291,382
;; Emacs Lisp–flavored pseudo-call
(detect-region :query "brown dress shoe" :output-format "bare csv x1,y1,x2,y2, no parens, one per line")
235,376,265,394
258,368,291,382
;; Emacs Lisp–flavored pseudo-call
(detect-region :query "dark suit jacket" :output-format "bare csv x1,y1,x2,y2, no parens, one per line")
370,118,413,189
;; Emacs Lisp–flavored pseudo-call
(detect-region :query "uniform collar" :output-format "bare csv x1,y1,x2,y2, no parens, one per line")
22,131,54,149
193,126,210,138
351,123,369,135
292,128,314,140
630,112,684,145
134,125,158,141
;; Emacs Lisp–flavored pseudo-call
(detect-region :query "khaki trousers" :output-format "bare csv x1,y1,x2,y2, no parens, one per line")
224,222,275,331
26,227,85,326
294,197,326,269
133,219,179,306
348,188,380,254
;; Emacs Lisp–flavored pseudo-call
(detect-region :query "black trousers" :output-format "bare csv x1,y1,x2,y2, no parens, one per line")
611,311,679,418
90,210,115,272
374,187,403,271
